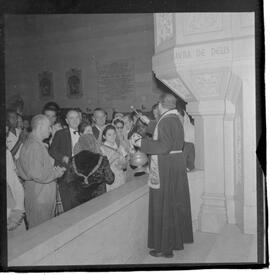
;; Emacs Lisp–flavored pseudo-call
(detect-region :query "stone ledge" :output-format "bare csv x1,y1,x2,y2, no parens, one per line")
8,175,149,266
8,169,204,266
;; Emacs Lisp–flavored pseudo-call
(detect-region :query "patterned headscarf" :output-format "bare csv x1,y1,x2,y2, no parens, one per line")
73,133,101,155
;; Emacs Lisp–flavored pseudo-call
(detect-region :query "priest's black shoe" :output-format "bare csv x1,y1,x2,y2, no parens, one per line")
149,250,174,258
149,250,163,257
163,252,174,258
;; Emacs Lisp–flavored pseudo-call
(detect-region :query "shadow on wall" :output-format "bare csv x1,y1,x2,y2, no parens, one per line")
152,74,195,124
152,73,187,110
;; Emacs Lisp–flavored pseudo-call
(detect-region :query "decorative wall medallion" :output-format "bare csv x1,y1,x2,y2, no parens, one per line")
191,72,221,98
162,77,192,101
156,13,174,47
66,68,82,98
38,71,54,99
183,13,222,35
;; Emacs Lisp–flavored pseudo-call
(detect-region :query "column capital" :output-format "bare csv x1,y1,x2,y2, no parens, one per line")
187,100,225,116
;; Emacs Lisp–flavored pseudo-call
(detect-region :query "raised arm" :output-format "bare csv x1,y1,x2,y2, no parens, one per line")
141,118,181,155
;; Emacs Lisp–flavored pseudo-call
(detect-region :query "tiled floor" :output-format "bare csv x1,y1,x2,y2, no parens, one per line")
142,224,257,264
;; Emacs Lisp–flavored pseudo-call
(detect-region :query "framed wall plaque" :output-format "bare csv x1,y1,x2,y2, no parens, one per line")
38,71,54,99
66,68,83,98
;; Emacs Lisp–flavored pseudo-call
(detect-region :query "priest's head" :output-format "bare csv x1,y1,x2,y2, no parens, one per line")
31,114,51,140
158,93,177,114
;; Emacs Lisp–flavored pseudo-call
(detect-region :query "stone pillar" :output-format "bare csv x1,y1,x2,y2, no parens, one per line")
193,116,204,170
187,100,227,233
229,14,256,234
232,57,256,233
238,69,257,234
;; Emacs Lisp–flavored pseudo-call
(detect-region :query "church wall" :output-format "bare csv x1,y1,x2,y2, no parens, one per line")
5,14,161,116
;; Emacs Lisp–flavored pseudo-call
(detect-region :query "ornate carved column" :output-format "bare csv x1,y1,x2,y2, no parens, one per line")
152,13,256,234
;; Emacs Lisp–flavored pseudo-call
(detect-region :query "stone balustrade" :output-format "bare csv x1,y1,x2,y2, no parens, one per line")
8,169,204,266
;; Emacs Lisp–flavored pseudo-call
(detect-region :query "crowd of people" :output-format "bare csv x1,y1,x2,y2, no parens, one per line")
6,95,195,249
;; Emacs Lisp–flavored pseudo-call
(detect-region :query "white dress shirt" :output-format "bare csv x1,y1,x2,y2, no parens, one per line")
69,127,80,156
6,149,24,213
94,124,105,143
6,128,22,159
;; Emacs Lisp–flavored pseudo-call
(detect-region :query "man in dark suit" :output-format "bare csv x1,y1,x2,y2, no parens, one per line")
49,109,81,212
49,109,81,167
92,108,107,142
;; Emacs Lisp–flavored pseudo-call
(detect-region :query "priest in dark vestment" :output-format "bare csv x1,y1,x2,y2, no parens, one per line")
131,93,193,258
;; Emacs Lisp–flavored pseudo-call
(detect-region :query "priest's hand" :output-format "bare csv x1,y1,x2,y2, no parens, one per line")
131,133,142,147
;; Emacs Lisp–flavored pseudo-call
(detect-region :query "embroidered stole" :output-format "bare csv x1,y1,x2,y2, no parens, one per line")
147,109,180,189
